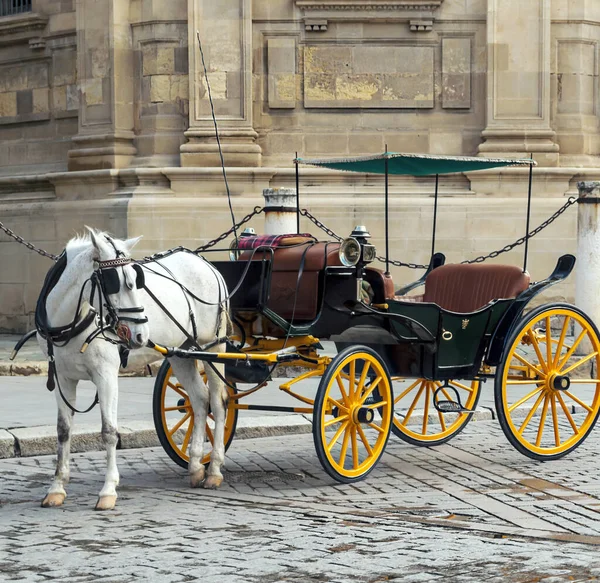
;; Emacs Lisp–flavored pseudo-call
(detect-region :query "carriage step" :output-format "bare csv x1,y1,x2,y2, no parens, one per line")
434,400,475,414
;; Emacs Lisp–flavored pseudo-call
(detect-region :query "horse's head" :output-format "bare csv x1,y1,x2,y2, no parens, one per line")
87,228,150,349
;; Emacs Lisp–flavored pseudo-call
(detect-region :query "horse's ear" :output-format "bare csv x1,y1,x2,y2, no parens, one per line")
85,226,102,260
123,235,143,253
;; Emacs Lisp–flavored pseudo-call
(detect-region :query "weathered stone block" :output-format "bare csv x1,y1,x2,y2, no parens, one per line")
84,78,103,105
170,75,188,101
268,38,296,109
0,92,17,117
442,37,471,109
53,85,67,110
32,88,49,113
150,75,170,102
304,45,434,108
156,46,175,75
0,430,15,459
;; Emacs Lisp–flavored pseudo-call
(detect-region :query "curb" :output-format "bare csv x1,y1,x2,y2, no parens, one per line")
0,409,496,460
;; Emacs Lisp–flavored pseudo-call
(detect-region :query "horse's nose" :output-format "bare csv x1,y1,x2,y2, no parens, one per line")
136,333,145,345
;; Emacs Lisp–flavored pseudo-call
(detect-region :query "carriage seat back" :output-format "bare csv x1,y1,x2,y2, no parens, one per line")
423,263,530,313
239,241,342,320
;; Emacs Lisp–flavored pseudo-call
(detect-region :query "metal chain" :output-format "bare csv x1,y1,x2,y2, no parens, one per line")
194,206,264,253
461,196,578,265
0,220,59,261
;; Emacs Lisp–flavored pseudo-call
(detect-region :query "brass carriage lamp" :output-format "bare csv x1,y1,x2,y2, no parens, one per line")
339,226,376,267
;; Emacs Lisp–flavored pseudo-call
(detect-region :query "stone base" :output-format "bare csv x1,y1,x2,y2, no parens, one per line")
67,133,137,171
478,129,560,167
180,128,262,167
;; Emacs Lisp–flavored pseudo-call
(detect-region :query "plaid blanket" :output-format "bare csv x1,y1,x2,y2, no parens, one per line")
236,233,316,251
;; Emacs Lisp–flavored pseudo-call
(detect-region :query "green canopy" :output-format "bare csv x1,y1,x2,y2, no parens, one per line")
296,152,535,176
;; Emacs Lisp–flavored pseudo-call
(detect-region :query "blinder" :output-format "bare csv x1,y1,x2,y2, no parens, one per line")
101,264,145,295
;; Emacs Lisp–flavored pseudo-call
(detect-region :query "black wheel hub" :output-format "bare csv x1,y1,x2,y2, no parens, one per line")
552,375,571,391
356,407,375,424
177,398,187,413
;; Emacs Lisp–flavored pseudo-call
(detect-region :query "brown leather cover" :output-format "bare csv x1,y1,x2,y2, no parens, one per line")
423,263,530,313
239,242,342,320
364,267,395,303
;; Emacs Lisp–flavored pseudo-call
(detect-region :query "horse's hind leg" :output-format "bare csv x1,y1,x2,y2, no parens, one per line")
42,375,77,508
170,357,209,488
92,367,120,511
203,360,227,490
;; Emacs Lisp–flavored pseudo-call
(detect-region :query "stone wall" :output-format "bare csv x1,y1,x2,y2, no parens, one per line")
0,0,599,332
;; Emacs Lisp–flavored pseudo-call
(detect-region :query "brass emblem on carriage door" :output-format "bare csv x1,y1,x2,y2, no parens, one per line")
462,319,469,330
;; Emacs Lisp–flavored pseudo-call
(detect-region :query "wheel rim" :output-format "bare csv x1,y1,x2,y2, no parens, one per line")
320,352,393,478
393,379,479,442
501,308,600,455
160,365,236,465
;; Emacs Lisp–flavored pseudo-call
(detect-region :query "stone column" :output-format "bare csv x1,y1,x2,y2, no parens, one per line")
180,0,261,167
263,188,297,235
576,182,600,327
478,0,559,165
68,0,136,171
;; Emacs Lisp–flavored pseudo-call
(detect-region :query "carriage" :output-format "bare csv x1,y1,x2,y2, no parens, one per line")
150,152,600,484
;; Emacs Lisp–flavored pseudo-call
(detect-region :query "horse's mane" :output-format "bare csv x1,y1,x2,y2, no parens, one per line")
65,229,115,263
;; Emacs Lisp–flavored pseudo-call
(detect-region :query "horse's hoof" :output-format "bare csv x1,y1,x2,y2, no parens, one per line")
190,468,205,488
95,495,117,511
41,493,65,508
203,475,223,490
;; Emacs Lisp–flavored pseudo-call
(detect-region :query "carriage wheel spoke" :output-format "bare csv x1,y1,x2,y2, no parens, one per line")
401,382,425,425
560,352,598,376
164,405,191,412
356,425,373,457
181,419,193,455
328,420,350,452
359,376,382,406
558,329,588,371
518,391,546,434
437,409,447,431
394,379,422,404
553,316,571,368
167,382,188,399
535,394,550,447
569,378,600,383
336,375,350,407
563,390,594,413
349,361,356,400
351,427,359,469
324,414,349,428
356,362,372,397
556,392,579,435
168,411,191,436
422,383,430,434
508,387,544,413
367,422,385,434
449,380,476,393
338,424,351,466
327,396,348,413
512,351,545,379
527,328,548,373
550,395,561,447
546,316,553,371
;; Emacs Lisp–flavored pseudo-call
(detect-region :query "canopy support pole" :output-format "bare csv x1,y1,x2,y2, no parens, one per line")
432,174,439,257
523,158,534,273
295,152,300,234
385,148,390,275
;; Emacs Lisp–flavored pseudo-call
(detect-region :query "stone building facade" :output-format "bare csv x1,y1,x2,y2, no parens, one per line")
0,0,599,332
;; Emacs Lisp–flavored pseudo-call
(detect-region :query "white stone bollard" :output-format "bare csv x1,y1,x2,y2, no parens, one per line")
576,182,600,329
263,187,297,235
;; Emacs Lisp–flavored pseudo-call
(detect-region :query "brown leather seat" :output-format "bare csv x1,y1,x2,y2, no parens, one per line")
239,241,342,320
422,263,530,313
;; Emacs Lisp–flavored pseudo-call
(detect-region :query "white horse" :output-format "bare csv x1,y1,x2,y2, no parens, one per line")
38,228,229,510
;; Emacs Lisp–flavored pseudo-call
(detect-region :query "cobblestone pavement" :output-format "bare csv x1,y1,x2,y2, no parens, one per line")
3,419,600,583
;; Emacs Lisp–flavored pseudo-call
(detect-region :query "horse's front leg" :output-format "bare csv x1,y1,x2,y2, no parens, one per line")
170,358,209,488
204,361,227,490
92,368,120,511
42,375,77,508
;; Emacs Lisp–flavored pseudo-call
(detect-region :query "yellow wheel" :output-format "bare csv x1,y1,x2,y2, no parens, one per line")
313,346,394,483
391,378,480,446
496,303,600,460
152,360,238,469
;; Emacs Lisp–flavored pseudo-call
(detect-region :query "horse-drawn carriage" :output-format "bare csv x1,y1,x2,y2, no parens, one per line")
150,152,600,484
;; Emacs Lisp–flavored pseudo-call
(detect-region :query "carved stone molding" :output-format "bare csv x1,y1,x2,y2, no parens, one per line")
295,0,444,10
0,13,48,47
